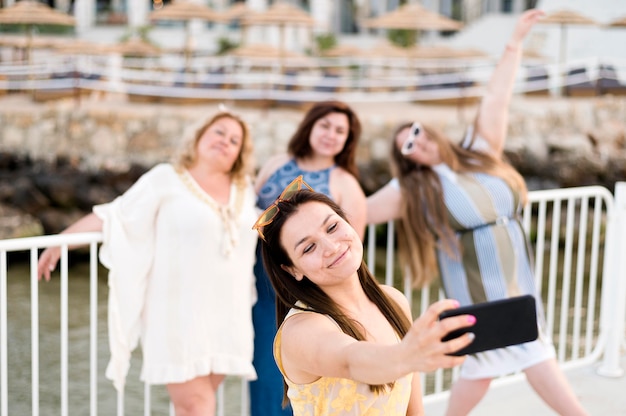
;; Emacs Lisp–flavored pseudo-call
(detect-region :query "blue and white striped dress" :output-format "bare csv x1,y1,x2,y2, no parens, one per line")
433,137,555,379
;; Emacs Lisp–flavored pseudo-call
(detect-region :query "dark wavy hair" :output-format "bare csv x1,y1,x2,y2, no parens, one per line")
287,100,361,178
258,190,411,404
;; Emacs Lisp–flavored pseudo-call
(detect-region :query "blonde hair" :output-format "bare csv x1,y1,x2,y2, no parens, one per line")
174,110,254,182
390,121,527,288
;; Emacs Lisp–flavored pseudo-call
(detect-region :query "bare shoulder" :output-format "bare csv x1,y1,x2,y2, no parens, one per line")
255,153,291,191
330,167,364,195
281,309,339,341
331,167,359,184
380,285,412,317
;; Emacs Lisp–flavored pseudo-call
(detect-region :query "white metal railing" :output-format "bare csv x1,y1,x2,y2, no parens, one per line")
1,184,625,415
1,53,625,103
366,183,626,401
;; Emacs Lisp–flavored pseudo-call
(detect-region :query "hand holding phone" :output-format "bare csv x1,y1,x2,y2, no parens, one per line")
439,295,539,356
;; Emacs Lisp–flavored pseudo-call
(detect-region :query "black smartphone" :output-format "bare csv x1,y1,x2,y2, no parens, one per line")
438,295,539,356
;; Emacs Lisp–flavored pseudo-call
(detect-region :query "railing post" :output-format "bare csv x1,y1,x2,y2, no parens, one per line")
598,182,626,377
1,251,7,416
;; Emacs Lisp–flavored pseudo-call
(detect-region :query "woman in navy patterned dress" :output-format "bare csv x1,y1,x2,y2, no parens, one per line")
366,10,588,416
250,101,366,415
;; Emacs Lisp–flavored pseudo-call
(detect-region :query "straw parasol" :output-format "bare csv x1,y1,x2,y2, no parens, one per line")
409,45,487,60
239,2,315,69
363,3,463,38
240,2,315,27
227,43,313,69
149,0,217,21
537,9,598,93
364,42,411,59
52,39,117,56
320,44,365,58
607,15,626,28
110,38,162,58
149,0,220,70
0,0,75,26
0,34,66,49
215,2,252,23
0,1,75,62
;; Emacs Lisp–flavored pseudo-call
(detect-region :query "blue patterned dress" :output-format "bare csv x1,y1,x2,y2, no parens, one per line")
250,159,334,416
433,137,555,379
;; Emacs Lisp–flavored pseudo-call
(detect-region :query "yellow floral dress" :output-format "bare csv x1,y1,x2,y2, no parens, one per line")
273,307,413,415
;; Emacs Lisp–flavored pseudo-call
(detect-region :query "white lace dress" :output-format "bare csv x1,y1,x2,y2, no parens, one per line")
94,163,258,390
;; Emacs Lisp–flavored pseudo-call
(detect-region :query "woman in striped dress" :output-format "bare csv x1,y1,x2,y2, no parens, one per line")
366,9,588,416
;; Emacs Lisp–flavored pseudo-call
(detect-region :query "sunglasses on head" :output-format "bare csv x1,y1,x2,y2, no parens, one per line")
400,122,422,156
252,175,314,242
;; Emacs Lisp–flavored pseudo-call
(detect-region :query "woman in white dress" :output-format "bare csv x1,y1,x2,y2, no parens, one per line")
37,109,258,416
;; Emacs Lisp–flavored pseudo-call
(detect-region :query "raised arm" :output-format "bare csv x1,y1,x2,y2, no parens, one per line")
365,181,403,225
279,299,473,386
475,9,545,155
37,212,103,281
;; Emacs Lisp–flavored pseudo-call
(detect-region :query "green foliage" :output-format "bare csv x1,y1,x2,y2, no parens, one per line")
0,23,74,35
314,32,337,54
215,37,239,55
387,29,417,48
119,25,155,44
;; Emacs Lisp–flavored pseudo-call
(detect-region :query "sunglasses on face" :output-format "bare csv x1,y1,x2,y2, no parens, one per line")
252,175,314,242
400,122,422,156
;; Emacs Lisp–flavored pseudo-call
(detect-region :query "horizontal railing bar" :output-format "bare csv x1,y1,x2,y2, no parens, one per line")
0,233,103,251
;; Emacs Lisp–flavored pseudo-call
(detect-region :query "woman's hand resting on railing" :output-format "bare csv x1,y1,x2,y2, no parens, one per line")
37,246,62,282
36,212,104,281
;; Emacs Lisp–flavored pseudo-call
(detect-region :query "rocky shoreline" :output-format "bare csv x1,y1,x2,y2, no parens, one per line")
2,94,626,239
0,152,148,238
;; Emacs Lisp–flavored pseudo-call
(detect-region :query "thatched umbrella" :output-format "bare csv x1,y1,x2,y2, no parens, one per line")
0,0,75,26
362,3,463,44
240,2,315,69
537,9,598,93
363,42,411,59
0,1,75,62
149,0,220,70
409,45,487,60
607,15,626,28
52,39,116,56
320,44,365,58
110,38,162,58
0,34,66,60
227,43,312,69
215,2,252,23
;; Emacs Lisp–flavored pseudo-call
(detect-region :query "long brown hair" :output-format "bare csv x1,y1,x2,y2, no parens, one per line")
390,121,528,288
258,191,411,404
175,110,254,182
287,100,361,178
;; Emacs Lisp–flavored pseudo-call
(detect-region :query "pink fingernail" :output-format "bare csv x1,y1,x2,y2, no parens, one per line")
467,315,476,324
452,300,460,307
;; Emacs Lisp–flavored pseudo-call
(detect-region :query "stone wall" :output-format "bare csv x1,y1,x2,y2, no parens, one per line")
1,94,626,238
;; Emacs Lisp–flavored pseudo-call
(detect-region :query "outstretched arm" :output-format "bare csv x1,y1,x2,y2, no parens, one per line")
366,181,403,225
475,9,545,155
278,299,473,386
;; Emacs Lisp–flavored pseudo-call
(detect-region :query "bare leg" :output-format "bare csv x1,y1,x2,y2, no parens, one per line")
524,359,589,415
167,373,226,416
445,377,492,416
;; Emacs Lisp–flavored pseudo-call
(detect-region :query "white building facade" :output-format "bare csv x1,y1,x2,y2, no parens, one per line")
4,0,535,34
